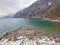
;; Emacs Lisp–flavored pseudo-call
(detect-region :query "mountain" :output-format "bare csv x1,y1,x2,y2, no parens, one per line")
14,0,60,20
3,14,15,18
0,16,4,18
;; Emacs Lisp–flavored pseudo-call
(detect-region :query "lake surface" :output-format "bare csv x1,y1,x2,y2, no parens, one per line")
0,18,60,36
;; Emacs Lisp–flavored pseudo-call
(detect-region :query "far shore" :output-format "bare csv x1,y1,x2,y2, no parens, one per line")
44,18,60,22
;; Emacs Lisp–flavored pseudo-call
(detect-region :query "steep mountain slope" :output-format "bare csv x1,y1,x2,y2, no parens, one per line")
14,0,60,19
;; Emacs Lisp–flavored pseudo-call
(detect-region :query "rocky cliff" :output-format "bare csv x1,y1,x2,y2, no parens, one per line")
14,0,60,20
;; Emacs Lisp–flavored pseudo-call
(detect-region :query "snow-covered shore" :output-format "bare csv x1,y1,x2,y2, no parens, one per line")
0,36,60,45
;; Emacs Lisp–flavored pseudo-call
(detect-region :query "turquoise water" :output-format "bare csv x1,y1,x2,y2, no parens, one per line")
0,18,60,36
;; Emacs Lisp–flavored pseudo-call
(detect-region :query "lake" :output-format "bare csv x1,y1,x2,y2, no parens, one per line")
0,18,60,36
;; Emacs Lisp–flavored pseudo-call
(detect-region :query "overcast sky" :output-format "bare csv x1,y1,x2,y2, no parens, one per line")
0,0,37,16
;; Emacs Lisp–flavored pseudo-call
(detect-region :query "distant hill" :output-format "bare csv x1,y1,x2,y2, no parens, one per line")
0,14,15,18
3,14,15,18
14,0,60,20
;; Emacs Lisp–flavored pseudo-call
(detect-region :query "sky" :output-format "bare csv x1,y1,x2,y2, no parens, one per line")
0,0,37,16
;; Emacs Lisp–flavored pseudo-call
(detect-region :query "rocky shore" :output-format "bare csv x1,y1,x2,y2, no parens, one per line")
0,26,60,45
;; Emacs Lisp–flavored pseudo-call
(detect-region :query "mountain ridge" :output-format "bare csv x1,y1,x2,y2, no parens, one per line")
14,0,60,20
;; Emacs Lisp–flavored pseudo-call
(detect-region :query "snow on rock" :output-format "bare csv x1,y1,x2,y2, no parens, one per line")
0,36,60,45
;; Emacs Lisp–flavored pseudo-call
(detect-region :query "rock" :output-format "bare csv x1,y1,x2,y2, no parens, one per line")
0,26,60,45
55,37,60,43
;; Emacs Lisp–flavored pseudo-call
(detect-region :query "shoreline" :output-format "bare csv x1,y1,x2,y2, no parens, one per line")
44,18,60,22
0,26,60,45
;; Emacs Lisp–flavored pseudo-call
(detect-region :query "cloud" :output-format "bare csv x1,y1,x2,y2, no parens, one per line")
0,0,37,16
